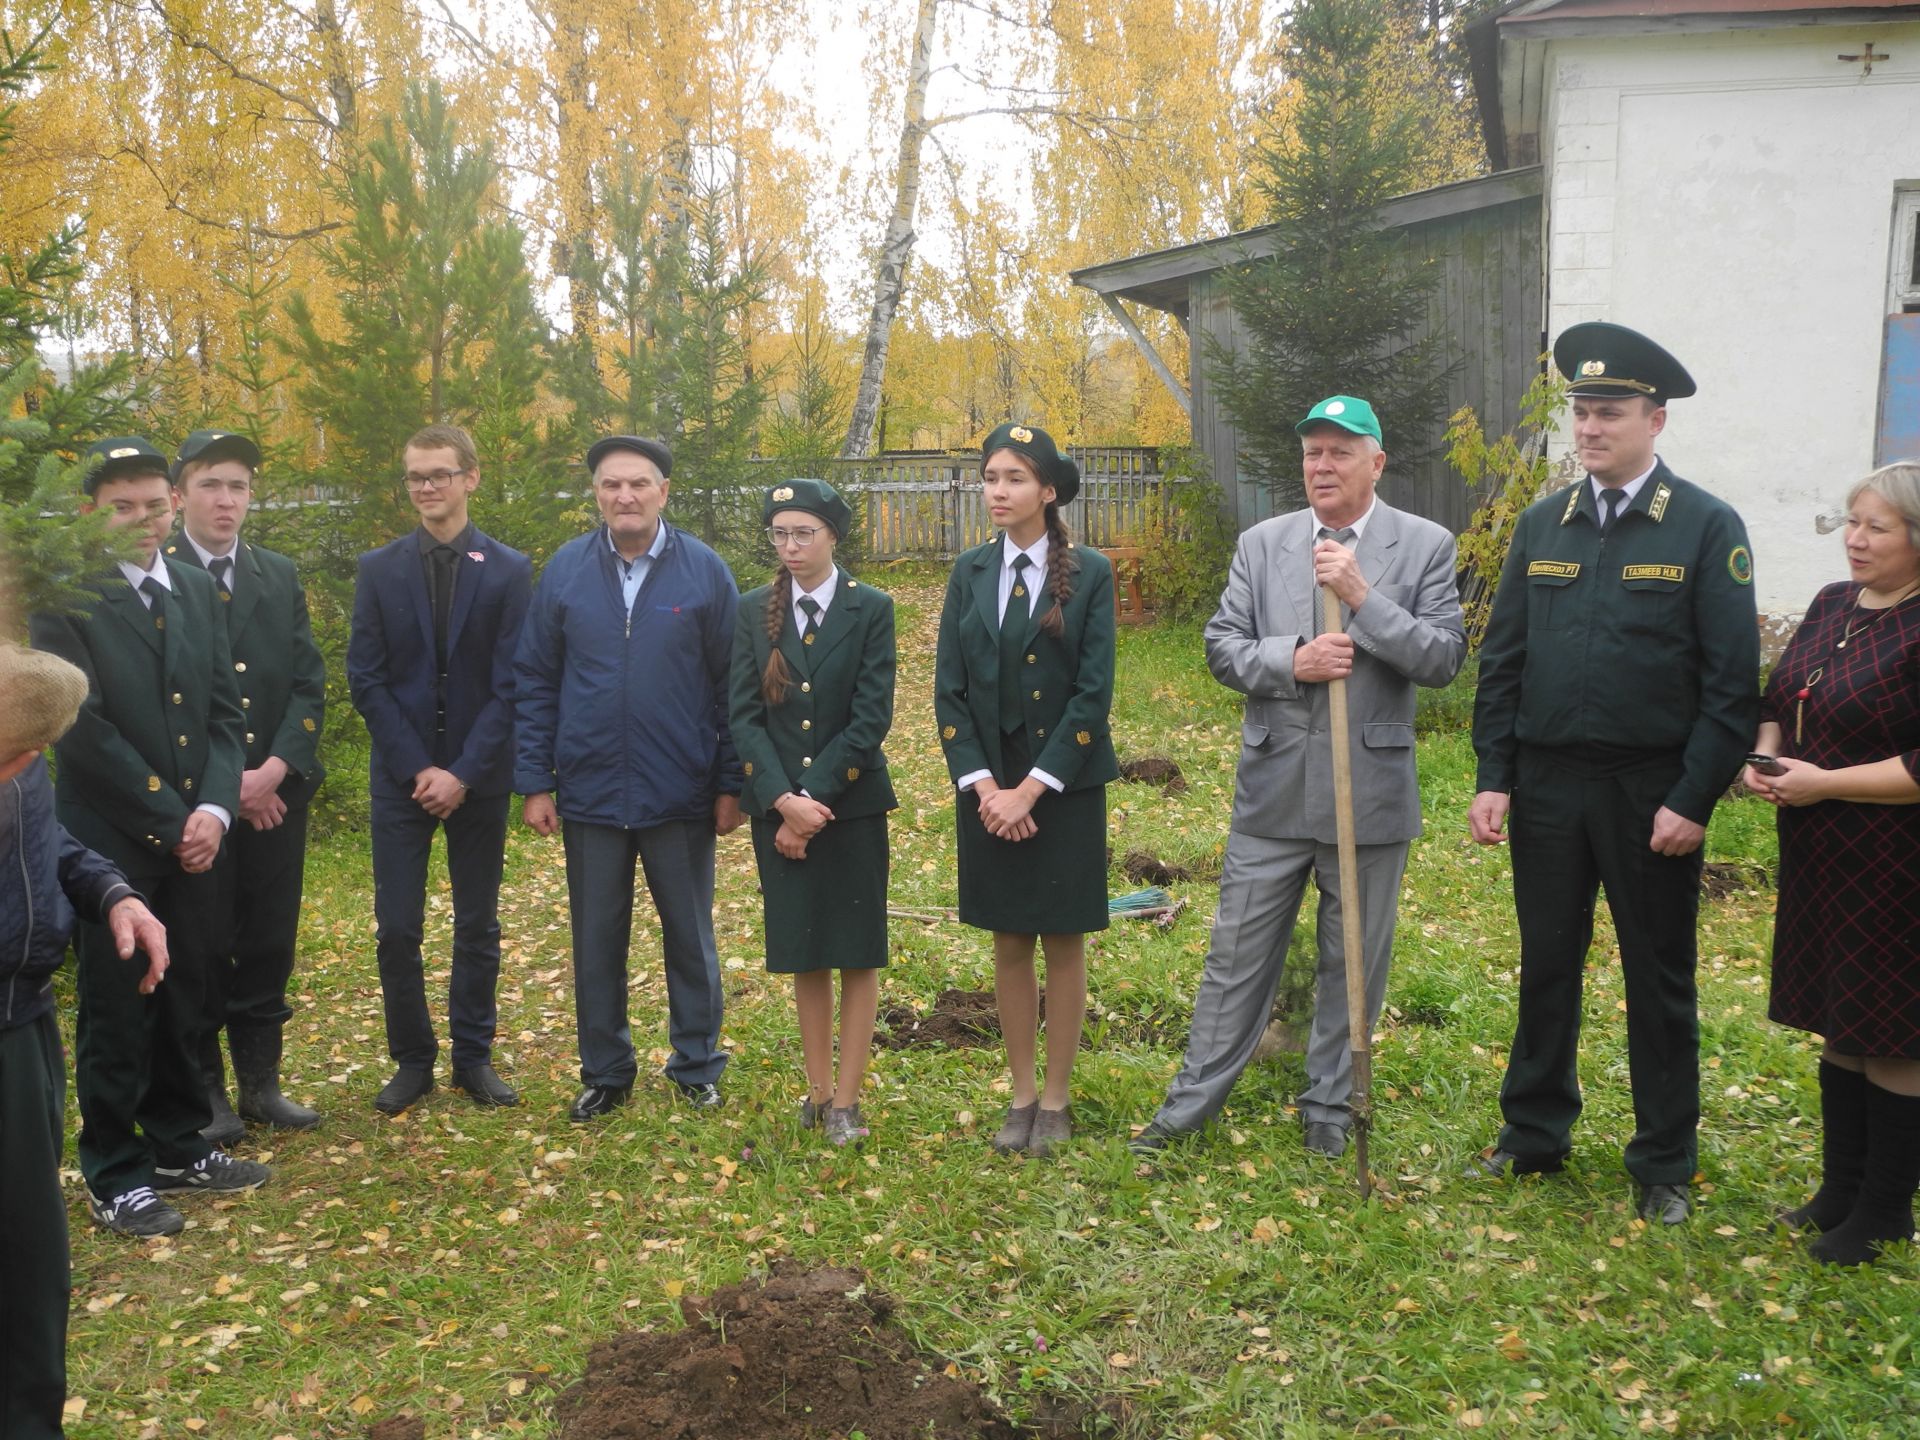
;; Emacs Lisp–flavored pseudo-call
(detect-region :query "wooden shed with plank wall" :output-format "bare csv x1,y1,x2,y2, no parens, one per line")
1071,166,1547,535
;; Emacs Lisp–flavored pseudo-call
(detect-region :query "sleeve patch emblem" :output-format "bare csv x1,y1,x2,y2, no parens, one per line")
1075,730,1091,746
941,725,957,741
1728,546,1753,585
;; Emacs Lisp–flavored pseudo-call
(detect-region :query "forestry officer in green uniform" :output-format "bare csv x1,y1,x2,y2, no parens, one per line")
731,478,898,1147
166,430,326,1140
1467,324,1760,1224
30,437,271,1238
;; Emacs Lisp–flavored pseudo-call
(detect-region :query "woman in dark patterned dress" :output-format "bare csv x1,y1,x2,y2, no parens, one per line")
934,423,1117,1158
1745,462,1920,1265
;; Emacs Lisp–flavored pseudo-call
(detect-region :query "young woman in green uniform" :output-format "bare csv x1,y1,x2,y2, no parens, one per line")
935,423,1118,1157
731,479,898,1147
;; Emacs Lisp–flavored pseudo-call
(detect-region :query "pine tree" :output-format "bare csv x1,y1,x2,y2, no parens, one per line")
1208,0,1463,510
0,28,149,630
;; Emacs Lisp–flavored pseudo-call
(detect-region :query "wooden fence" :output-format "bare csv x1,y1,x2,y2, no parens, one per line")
757,447,1175,560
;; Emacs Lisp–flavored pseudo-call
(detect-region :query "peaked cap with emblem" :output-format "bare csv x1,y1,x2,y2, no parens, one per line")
1295,394,1383,443
586,434,673,479
982,421,1080,506
171,428,262,483
81,435,169,495
1554,322,1696,405
763,476,854,539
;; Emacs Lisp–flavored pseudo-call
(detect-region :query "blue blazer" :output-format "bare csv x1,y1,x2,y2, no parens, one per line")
347,526,532,800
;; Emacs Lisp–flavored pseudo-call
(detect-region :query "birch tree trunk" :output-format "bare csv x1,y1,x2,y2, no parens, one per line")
841,0,939,459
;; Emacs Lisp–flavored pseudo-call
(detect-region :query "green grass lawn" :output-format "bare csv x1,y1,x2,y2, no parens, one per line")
59,569,1918,1438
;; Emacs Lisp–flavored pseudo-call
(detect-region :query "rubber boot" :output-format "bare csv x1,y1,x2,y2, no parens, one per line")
1779,1059,1868,1231
1810,1082,1920,1267
200,1031,247,1147
231,1024,321,1130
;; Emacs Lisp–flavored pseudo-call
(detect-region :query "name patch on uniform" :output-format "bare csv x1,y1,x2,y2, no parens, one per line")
1528,561,1581,578
1621,564,1685,582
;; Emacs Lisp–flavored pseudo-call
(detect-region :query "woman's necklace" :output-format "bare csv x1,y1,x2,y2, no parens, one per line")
1797,577,1920,743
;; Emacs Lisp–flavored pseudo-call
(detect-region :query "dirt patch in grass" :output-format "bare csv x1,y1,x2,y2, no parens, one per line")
366,1419,426,1440
1117,755,1188,794
875,987,1004,1049
551,1264,1106,1439
1702,860,1773,899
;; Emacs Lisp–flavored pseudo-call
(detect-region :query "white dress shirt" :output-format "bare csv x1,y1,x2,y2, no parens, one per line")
792,568,840,634
183,530,239,595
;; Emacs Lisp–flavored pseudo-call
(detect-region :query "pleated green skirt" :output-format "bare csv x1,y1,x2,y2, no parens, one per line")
955,729,1109,935
751,811,891,974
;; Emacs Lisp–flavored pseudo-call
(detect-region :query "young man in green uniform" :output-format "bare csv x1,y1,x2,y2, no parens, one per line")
167,430,326,1140
30,437,271,1237
1468,325,1760,1224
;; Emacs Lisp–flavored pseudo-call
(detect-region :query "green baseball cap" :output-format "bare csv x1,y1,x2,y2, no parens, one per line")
1294,395,1382,443
80,436,170,495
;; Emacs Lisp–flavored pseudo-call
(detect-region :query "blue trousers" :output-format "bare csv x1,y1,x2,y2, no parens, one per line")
562,818,726,1089
371,790,509,1069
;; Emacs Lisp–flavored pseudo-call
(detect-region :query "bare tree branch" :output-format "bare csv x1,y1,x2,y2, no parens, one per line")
114,143,345,243
142,0,342,136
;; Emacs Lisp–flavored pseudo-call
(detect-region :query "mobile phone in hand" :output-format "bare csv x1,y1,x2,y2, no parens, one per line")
1746,753,1786,776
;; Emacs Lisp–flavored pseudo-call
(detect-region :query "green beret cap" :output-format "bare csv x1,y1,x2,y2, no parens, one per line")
982,421,1080,506
763,476,854,539
81,436,169,495
172,428,262,483
1295,395,1382,443
1554,322,1696,405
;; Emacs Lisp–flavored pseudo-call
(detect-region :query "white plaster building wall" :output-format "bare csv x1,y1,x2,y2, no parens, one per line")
1538,23,1920,622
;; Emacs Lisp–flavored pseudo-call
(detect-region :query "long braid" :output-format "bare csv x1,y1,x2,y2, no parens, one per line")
760,568,794,705
1038,502,1076,638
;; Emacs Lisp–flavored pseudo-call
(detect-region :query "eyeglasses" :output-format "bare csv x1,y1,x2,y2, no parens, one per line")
765,525,827,548
402,468,468,491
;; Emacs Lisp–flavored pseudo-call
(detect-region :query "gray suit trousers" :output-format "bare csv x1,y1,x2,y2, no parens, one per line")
1152,828,1408,1136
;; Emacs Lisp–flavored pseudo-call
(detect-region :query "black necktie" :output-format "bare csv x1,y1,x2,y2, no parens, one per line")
797,594,821,645
209,555,233,600
139,576,167,632
1599,488,1624,534
998,553,1033,734
429,545,457,671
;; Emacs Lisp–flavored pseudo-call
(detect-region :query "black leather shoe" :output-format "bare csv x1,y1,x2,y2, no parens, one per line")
1304,1121,1350,1158
1465,1145,1566,1179
1127,1128,1172,1156
569,1085,632,1123
1639,1182,1691,1225
373,1066,435,1116
451,1062,519,1107
674,1081,724,1110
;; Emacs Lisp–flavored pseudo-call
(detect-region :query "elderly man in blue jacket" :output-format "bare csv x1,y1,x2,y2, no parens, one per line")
2,641,167,1438
515,436,744,1122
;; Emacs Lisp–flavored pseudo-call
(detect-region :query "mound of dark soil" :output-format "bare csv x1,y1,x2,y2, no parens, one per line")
875,987,1004,1049
1702,860,1773,898
551,1266,1033,1439
1117,756,1188,794
367,1419,426,1440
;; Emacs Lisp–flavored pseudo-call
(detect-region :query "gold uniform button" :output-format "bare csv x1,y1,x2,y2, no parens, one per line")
171,692,183,704
801,756,812,767
146,775,161,792
1036,728,1046,738
235,662,247,672
302,717,315,732
245,732,256,744
241,697,250,709
183,778,194,791
941,725,956,741
177,734,188,747
743,761,754,776
801,719,812,731
1026,653,1036,664
1031,689,1041,700
846,767,859,781
800,682,811,693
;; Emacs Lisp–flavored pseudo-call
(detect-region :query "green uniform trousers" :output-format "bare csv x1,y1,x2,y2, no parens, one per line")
75,866,219,1200
1498,747,1703,1185
0,1013,69,1440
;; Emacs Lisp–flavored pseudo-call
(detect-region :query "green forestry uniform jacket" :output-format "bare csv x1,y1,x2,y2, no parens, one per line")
33,563,248,879
1473,460,1759,821
1471,458,1760,1184
164,535,326,806
730,570,898,973
936,539,1118,932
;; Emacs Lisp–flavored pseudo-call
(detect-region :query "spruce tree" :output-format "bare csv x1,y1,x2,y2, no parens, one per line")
1208,0,1461,510
0,28,148,628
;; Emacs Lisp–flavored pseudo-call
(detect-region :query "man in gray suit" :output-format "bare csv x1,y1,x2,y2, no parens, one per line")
1135,395,1465,1158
